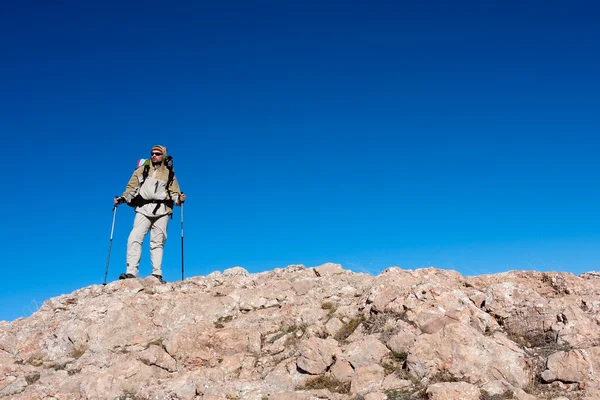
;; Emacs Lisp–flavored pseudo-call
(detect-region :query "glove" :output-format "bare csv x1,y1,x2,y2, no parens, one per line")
114,196,125,206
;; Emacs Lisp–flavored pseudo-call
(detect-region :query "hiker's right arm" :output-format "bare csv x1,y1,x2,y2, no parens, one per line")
121,168,143,203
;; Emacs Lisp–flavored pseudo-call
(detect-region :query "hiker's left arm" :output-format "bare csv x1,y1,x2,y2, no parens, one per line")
170,176,185,205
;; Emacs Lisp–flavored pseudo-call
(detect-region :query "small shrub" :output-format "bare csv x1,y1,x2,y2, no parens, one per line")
25,373,40,385
392,351,408,363
297,376,350,394
541,273,551,283
429,370,461,383
505,324,572,361
362,311,406,335
286,323,308,334
381,361,398,375
115,391,142,400
386,388,427,399
381,351,408,375
334,316,364,341
315,329,329,339
221,315,234,323
507,328,556,349
481,390,514,399
214,315,234,328
395,368,420,384
503,323,577,396
70,347,86,359
321,302,337,319
283,323,308,347
268,331,286,344
147,339,166,350
53,362,68,371
385,390,412,400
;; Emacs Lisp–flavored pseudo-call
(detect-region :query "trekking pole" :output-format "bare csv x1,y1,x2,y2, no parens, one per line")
103,204,118,285
180,196,185,280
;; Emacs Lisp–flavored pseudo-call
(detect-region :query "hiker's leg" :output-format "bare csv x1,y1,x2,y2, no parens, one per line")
149,215,169,276
126,213,151,277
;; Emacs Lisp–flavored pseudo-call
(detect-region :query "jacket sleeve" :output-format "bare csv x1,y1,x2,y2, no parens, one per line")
121,168,142,203
169,175,182,205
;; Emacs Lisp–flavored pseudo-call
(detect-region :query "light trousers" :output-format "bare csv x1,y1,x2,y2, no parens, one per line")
126,212,169,277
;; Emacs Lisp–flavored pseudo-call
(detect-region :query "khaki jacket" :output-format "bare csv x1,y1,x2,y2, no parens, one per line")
121,155,182,217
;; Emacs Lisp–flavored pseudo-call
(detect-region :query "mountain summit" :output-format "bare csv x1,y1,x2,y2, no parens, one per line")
1,263,599,399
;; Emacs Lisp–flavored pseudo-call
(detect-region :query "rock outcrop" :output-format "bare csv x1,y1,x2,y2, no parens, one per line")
1,264,599,399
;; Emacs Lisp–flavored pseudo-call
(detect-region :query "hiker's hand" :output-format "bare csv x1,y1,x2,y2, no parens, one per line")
179,193,186,205
114,196,125,207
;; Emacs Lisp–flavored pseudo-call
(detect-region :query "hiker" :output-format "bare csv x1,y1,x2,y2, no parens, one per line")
113,145,186,283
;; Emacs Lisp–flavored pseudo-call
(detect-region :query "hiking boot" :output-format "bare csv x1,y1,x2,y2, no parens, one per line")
119,273,136,279
152,274,166,284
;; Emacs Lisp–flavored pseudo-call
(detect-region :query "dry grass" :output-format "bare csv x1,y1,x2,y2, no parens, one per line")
363,311,407,334
321,301,338,321
334,316,364,341
214,315,234,328
381,351,409,375
428,370,461,384
503,323,579,398
506,327,558,350
361,310,417,344
297,376,350,394
115,391,143,400
25,373,40,385
481,391,514,399
282,323,308,347
267,331,286,344
385,390,418,400
541,272,571,295
392,351,408,363
386,388,427,399
70,346,86,359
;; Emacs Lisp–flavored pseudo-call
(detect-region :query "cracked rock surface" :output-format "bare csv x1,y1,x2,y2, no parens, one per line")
1,264,599,399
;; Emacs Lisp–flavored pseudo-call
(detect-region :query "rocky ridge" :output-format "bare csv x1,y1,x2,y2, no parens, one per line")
1,263,600,400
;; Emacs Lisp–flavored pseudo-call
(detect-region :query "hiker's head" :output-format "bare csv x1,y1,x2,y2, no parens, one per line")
150,145,167,164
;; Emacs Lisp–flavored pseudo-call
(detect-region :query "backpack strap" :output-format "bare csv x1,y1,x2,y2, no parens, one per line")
130,160,175,218
141,164,150,186
165,155,175,200
166,168,175,196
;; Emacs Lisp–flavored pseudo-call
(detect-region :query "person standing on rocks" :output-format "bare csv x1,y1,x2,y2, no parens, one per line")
113,145,186,283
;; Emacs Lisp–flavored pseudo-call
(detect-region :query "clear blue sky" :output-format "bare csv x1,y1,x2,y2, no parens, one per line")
1,1,599,321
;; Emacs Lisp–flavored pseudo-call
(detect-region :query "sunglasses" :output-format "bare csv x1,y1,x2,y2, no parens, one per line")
151,152,163,156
